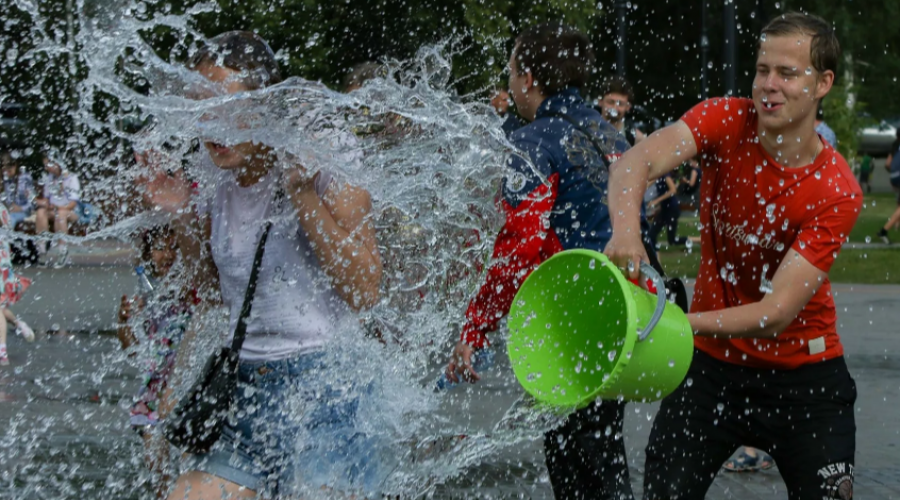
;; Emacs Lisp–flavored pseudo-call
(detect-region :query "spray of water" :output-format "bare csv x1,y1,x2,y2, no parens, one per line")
2,0,568,497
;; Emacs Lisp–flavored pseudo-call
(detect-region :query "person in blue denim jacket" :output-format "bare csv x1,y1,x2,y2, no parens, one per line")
446,22,654,500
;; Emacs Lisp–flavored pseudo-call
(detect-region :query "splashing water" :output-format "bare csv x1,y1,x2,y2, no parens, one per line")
0,1,568,498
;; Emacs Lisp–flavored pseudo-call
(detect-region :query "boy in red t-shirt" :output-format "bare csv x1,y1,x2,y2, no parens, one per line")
604,12,861,500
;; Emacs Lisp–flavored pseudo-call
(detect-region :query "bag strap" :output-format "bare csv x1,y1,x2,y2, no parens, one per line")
545,112,614,171
230,220,273,352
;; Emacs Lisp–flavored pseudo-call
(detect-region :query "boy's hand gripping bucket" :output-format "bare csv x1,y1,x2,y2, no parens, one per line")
507,249,693,407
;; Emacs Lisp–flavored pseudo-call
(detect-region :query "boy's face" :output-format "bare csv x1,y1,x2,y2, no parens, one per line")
507,47,540,122
752,33,832,134
600,92,631,124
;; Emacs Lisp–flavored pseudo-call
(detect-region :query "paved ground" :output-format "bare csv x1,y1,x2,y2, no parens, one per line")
2,265,898,498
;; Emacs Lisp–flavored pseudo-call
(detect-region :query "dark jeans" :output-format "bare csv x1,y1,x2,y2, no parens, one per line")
649,204,686,248
644,350,857,500
544,399,633,500
541,231,683,500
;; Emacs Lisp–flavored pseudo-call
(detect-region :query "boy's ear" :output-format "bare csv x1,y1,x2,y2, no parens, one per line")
814,70,835,100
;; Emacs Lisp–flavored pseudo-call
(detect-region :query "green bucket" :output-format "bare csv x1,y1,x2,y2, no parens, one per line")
507,249,693,407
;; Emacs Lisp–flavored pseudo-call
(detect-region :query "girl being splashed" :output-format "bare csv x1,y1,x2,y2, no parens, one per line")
140,31,389,499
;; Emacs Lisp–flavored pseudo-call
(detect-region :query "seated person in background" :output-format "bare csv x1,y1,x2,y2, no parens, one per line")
0,151,35,230
34,155,82,262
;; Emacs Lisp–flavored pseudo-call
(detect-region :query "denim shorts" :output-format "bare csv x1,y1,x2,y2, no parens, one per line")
184,352,395,497
7,211,29,229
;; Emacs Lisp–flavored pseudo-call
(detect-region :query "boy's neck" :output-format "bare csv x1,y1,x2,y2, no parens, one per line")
758,119,823,168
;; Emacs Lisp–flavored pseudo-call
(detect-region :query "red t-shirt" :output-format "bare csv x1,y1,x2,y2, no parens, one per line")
681,98,862,370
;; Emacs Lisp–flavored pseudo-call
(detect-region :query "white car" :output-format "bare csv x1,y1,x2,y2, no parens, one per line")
858,119,898,156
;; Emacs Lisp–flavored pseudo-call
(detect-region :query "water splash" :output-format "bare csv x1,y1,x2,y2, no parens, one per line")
1,0,566,497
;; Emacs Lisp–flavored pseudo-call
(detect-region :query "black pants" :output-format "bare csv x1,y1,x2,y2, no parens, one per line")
649,204,685,248
644,350,857,500
544,399,633,500
541,231,682,500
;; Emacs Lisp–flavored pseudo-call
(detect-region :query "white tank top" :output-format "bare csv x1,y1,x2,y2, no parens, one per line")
208,170,346,361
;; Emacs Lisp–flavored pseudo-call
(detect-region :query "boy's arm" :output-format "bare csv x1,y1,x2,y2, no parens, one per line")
691,177,861,339
605,121,698,277
689,250,826,338
447,145,559,383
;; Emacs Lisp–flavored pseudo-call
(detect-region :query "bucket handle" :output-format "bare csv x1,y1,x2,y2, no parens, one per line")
637,262,667,342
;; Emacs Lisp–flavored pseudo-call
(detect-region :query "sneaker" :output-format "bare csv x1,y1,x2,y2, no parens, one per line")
16,321,35,342
878,229,891,245
52,247,70,269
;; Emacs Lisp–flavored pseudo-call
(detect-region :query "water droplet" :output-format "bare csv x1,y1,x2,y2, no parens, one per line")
776,135,784,144
607,350,617,362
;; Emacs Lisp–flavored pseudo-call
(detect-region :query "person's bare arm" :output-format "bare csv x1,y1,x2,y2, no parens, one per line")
634,128,646,144
116,295,139,351
286,173,382,311
689,251,826,339
605,120,698,278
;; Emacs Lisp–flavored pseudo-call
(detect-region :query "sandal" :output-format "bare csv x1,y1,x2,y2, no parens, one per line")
723,449,775,472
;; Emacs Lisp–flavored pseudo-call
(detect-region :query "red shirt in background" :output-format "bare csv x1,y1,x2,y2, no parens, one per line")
680,97,863,370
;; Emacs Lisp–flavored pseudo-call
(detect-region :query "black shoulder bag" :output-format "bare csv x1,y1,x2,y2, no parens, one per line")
545,112,690,313
164,221,272,454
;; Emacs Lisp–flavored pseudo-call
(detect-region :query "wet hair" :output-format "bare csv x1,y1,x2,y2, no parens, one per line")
760,12,841,76
189,31,283,90
598,75,634,103
343,62,385,92
513,23,594,96
140,225,176,265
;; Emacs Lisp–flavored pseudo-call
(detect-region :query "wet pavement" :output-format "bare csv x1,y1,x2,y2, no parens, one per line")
1,266,899,498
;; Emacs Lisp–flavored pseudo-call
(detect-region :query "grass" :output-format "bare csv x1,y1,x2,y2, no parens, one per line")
659,248,900,285
676,193,899,244
657,193,900,285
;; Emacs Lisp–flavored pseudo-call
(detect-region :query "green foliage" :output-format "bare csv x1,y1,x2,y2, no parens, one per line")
5,0,900,156
782,0,900,121
191,0,604,94
822,81,862,162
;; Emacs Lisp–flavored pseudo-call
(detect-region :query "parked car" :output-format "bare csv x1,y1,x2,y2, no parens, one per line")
858,118,899,156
